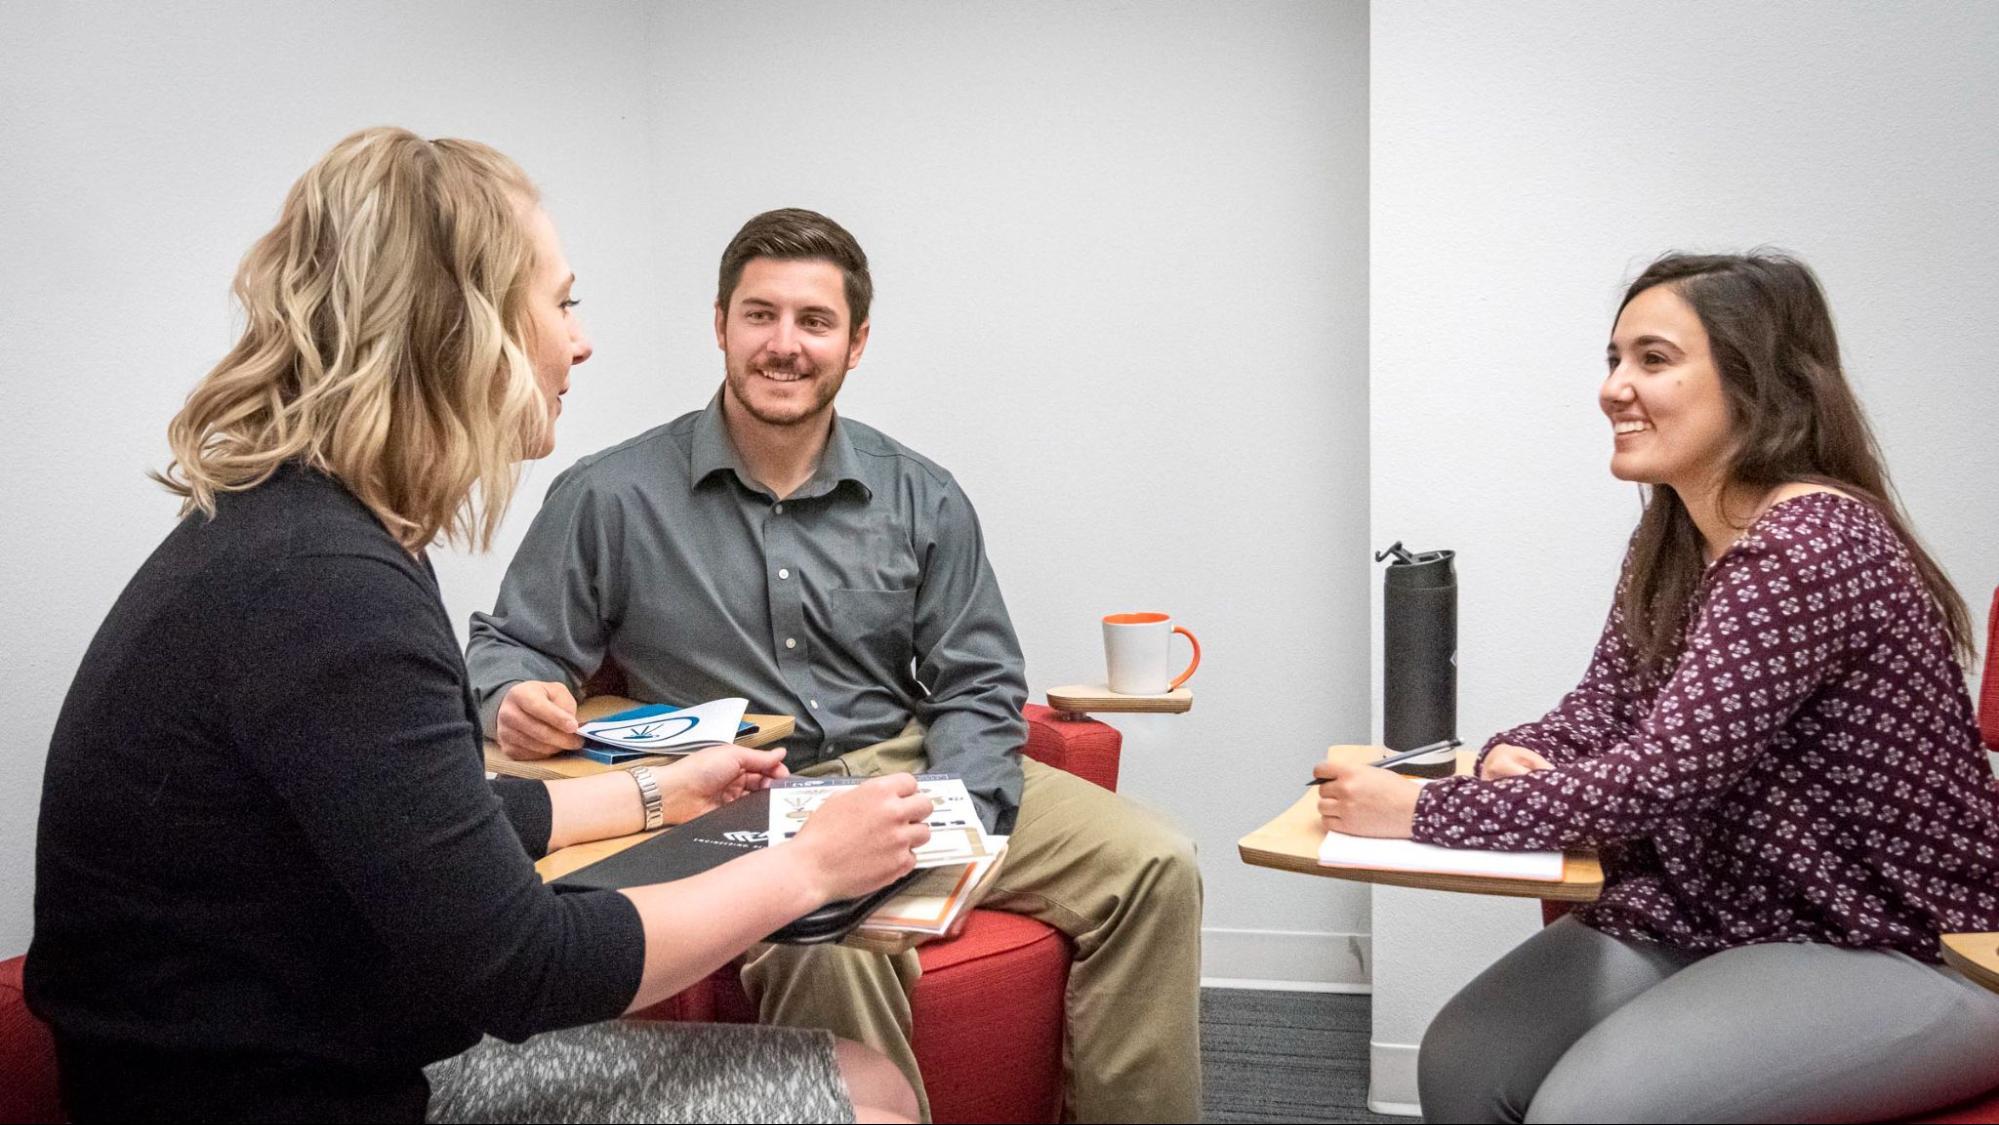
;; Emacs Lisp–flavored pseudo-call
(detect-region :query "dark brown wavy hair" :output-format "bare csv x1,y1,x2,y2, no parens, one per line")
1616,251,1973,672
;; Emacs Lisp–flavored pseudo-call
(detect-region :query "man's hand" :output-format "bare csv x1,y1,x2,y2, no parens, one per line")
658,745,790,825
788,774,935,903
1314,760,1423,838
496,681,584,760
1480,743,1554,780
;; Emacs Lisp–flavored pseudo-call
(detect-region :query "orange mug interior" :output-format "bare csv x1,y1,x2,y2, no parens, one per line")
1102,613,1201,690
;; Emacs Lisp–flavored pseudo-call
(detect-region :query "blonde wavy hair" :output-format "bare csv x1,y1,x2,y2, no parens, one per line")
154,126,551,551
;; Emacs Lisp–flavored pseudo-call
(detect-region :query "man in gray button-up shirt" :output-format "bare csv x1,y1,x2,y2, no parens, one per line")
467,209,1200,1123
467,386,1028,831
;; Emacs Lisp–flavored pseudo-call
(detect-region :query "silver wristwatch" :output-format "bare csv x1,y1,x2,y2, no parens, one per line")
629,765,664,831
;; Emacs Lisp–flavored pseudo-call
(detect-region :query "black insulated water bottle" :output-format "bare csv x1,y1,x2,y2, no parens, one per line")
1377,542,1457,778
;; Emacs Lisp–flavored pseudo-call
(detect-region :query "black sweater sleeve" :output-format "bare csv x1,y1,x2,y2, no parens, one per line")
492,776,555,860
222,552,643,1041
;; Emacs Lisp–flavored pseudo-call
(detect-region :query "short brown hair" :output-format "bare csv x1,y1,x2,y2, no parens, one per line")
717,208,872,334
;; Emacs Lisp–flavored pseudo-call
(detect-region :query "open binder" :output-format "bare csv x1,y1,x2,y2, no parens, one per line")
550,788,920,944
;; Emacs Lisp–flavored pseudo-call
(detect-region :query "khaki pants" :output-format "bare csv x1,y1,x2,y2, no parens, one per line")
740,728,1204,1123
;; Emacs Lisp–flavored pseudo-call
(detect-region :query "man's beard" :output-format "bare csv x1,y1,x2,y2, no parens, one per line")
724,356,845,427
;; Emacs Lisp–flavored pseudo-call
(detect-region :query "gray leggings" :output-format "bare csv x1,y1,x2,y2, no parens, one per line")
1419,916,1999,1123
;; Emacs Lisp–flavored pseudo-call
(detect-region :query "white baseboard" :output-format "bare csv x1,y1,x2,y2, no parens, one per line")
1368,1040,1422,1116
1198,926,1370,992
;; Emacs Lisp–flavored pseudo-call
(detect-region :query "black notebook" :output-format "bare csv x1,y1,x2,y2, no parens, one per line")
551,788,920,944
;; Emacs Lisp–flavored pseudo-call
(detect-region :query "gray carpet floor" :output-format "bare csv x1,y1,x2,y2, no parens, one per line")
1199,987,1407,1124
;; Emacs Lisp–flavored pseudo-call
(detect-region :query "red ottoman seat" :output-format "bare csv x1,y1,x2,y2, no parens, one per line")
624,703,1111,1123
1,955,61,1125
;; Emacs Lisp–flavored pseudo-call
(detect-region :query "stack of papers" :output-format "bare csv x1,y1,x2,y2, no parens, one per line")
861,840,1008,937
770,775,1004,936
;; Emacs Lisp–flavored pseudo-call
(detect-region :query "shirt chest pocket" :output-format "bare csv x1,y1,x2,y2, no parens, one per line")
829,586,917,649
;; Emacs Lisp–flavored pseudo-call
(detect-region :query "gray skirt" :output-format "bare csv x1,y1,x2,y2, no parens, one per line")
423,1020,856,1124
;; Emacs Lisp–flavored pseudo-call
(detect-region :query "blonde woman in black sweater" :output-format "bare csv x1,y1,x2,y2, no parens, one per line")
29,127,925,1124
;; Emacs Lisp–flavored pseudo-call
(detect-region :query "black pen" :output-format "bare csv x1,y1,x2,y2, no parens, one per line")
1307,738,1462,785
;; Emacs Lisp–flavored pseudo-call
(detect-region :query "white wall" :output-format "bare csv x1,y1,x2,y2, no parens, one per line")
11,0,1994,1103
614,0,1375,989
0,1,1376,978
1367,1,1999,1113
0,0,664,960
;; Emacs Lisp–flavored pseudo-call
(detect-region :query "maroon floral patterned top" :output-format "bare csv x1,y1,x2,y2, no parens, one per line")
1411,494,1999,962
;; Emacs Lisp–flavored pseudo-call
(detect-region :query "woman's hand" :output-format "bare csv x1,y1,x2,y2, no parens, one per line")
789,774,935,902
615,773,934,1014
1480,743,1554,780
657,744,790,825
1314,761,1423,838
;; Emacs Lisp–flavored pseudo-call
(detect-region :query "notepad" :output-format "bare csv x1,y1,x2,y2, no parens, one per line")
859,841,1008,936
1317,832,1565,881
577,699,752,763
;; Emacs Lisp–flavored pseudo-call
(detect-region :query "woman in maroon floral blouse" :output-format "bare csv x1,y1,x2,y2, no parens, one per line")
1314,253,1999,1122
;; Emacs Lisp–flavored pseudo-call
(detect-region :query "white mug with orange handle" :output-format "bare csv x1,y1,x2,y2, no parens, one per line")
1102,612,1202,695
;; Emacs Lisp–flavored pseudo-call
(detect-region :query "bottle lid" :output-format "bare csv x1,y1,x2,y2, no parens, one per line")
1375,541,1456,588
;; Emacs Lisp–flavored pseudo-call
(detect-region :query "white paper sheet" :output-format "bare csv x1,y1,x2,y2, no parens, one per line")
768,775,997,868
577,697,750,754
1317,832,1565,881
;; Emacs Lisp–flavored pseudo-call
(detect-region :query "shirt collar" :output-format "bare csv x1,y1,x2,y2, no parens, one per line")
689,388,873,503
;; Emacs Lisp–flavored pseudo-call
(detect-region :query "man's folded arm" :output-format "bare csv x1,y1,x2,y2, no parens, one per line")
467,469,623,734
910,480,1029,834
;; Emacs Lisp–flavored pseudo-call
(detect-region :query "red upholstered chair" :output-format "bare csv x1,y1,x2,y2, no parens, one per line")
0,701,1120,1124
619,704,1112,1124
1539,582,1999,1124
1915,588,1999,1123
1,955,61,1125
579,654,1116,1123
1982,588,1999,760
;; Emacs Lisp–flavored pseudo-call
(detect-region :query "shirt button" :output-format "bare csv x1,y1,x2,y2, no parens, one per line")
810,699,820,709
773,503,785,514
778,568,790,580
785,637,797,650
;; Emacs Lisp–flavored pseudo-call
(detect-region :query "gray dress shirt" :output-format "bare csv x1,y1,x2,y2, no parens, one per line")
467,392,1029,829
